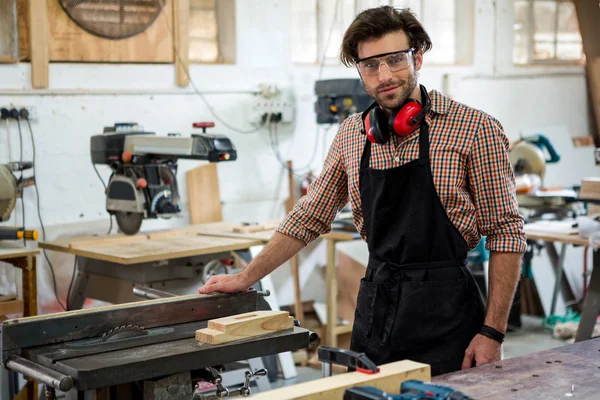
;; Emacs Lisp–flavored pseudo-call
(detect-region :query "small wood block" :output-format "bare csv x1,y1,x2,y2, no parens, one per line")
233,223,279,234
195,310,294,344
0,299,23,316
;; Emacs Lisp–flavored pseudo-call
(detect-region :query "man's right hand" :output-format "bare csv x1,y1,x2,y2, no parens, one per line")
198,273,254,294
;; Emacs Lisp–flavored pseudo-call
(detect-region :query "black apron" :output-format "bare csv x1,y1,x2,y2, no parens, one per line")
349,105,486,377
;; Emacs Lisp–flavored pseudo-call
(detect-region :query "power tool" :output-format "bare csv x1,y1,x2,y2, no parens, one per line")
90,122,237,235
0,161,38,241
344,380,472,400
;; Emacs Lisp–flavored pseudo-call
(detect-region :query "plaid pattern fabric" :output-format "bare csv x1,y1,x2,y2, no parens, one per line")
278,89,527,254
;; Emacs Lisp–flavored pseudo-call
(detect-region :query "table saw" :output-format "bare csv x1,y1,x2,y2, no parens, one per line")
0,290,318,399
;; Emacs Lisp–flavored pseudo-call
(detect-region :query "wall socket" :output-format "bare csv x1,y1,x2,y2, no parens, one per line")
0,106,38,120
248,85,295,126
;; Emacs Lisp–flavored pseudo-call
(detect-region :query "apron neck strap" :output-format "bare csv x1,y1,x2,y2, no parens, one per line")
418,120,430,159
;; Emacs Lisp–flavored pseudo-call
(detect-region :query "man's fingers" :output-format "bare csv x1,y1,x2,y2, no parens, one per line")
461,349,474,370
198,277,221,294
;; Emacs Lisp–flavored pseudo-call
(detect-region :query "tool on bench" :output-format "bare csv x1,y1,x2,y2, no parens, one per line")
192,365,268,399
318,346,471,400
1,289,317,399
90,122,237,235
344,380,472,400
0,161,38,241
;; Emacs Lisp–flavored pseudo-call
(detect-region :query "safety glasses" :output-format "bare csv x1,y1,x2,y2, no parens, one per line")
356,48,415,76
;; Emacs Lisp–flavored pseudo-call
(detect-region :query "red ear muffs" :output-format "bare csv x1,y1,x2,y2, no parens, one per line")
364,107,390,144
389,99,423,137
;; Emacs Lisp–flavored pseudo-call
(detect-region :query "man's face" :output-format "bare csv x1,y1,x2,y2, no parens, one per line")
357,31,422,111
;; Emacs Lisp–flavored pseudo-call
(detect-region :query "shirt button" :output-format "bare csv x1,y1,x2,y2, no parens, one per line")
394,156,399,162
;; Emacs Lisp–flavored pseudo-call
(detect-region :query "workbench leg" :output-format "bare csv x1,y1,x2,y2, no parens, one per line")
575,250,600,342
326,239,338,347
549,243,567,317
20,255,38,399
68,258,89,311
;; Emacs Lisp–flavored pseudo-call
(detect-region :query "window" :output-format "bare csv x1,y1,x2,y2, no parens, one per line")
189,0,235,63
513,0,584,65
290,0,463,66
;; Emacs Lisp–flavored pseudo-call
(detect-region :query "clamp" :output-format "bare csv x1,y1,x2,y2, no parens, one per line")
318,346,379,377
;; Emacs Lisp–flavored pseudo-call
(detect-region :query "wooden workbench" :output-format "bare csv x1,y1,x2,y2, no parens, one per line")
39,226,265,265
38,227,267,309
0,243,39,400
434,338,600,399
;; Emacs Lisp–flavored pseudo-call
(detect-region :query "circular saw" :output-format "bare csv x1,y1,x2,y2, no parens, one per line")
0,164,18,223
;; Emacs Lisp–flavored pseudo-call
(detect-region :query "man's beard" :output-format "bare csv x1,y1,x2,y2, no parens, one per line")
365,69,418,111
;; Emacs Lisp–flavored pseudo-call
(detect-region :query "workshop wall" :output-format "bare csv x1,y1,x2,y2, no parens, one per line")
0,0,595,316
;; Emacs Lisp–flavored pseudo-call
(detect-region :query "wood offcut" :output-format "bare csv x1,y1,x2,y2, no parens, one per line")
195,310,294,344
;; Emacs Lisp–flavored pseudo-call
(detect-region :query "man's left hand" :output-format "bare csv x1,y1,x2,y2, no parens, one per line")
461,334,501,370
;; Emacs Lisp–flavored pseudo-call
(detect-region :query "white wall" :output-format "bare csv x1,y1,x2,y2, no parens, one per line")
0,0,596,316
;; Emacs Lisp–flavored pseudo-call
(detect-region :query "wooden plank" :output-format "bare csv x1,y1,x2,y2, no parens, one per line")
251,360,430,400
0,0,18,62
174,0,190,86
232,222,279,233
0,299,23,316
588,58,600,140
28,0,49,88
195,310,294,344
285,161,304,328
186,163,222,225
524,231,590,247
433,338,600,399
0,244,40,260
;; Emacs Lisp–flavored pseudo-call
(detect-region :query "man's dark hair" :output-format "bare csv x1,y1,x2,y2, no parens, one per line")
340,6,432,67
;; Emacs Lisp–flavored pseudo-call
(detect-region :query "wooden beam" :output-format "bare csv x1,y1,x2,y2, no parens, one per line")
250,360,430,400
286,160,305,327
28,0,49,88
195,310,294,344
186,163,222,224
173,0,190,86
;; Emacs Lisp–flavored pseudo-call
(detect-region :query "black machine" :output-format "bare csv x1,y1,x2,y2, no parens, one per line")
315,79,373,124
90,122,237,235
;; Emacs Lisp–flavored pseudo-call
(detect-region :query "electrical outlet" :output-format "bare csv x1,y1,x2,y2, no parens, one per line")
248,85,295,126
0,106,38,120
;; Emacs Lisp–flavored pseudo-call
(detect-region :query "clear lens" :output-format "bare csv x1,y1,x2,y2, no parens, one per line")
358,50,413,76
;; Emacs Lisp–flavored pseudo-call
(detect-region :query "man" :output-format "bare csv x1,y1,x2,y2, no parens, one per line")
199,6,526,376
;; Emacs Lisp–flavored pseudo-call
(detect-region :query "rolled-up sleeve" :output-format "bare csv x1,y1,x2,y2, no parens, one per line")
277,128,349,245
467,116,527,254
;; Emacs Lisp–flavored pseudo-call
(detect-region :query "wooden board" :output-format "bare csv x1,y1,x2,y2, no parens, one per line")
524,230,590,247
0,299,23,316
173,0,189,86
18,0,174,63
0,244,40,260
39,231,263,264
433,338,600,399
28,0,49,88
195,310,294,344
186,163,222,225
250,360,430,400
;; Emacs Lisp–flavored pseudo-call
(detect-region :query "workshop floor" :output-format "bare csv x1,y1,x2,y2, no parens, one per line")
264,315,569,392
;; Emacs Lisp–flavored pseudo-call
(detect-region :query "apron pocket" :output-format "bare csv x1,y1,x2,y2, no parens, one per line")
352,278,399,347
391,277,469,349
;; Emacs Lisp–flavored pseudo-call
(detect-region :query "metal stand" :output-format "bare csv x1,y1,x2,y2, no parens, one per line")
575,248,600,342
221,358,271,393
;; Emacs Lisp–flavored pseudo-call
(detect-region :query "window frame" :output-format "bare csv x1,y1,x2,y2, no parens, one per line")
513,0,584,66
188,0,236,65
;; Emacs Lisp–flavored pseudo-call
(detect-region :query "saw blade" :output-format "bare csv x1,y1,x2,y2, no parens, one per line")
101,324,147,342
115,211,144,235
0,165,17,222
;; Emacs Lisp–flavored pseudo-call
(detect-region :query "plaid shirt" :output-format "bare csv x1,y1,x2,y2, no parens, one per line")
278,89,527,254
